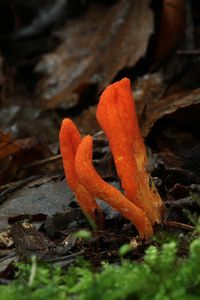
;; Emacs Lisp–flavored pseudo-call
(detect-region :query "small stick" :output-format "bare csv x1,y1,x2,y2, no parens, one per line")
23,154,62,169
164,220,194,231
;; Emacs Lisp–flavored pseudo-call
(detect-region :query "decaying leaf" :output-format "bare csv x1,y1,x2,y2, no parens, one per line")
0,130,55,185
154,0,186,64
35,0,153,108
11,223,50,259
0,131,21,160
0,175,73,230
141,88,200,137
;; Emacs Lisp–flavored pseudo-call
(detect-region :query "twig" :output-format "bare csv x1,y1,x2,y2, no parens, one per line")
164,220,194,231
44,250,84,263
22,154,62,169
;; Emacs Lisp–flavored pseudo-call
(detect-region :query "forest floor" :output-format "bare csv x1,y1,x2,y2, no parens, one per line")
0,1,200,299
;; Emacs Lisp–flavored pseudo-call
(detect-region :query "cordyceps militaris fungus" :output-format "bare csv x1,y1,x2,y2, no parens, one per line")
96,78,164,225
59,78,165,239
59,118,101,220
75,135,153,239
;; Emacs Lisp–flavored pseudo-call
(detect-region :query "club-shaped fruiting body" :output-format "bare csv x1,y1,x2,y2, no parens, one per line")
59,78,164,239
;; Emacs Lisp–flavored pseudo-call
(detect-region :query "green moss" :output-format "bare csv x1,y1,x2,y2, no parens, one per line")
1,237,200,300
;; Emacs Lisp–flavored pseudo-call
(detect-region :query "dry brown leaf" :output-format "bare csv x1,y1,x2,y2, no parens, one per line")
35,0,153,108
0,131,21,160
0,131,54,185
141,88,200,137
75,106,99,135
154,0,186,64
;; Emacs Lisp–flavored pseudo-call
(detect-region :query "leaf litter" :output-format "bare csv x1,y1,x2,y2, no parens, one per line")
0,0,200,283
